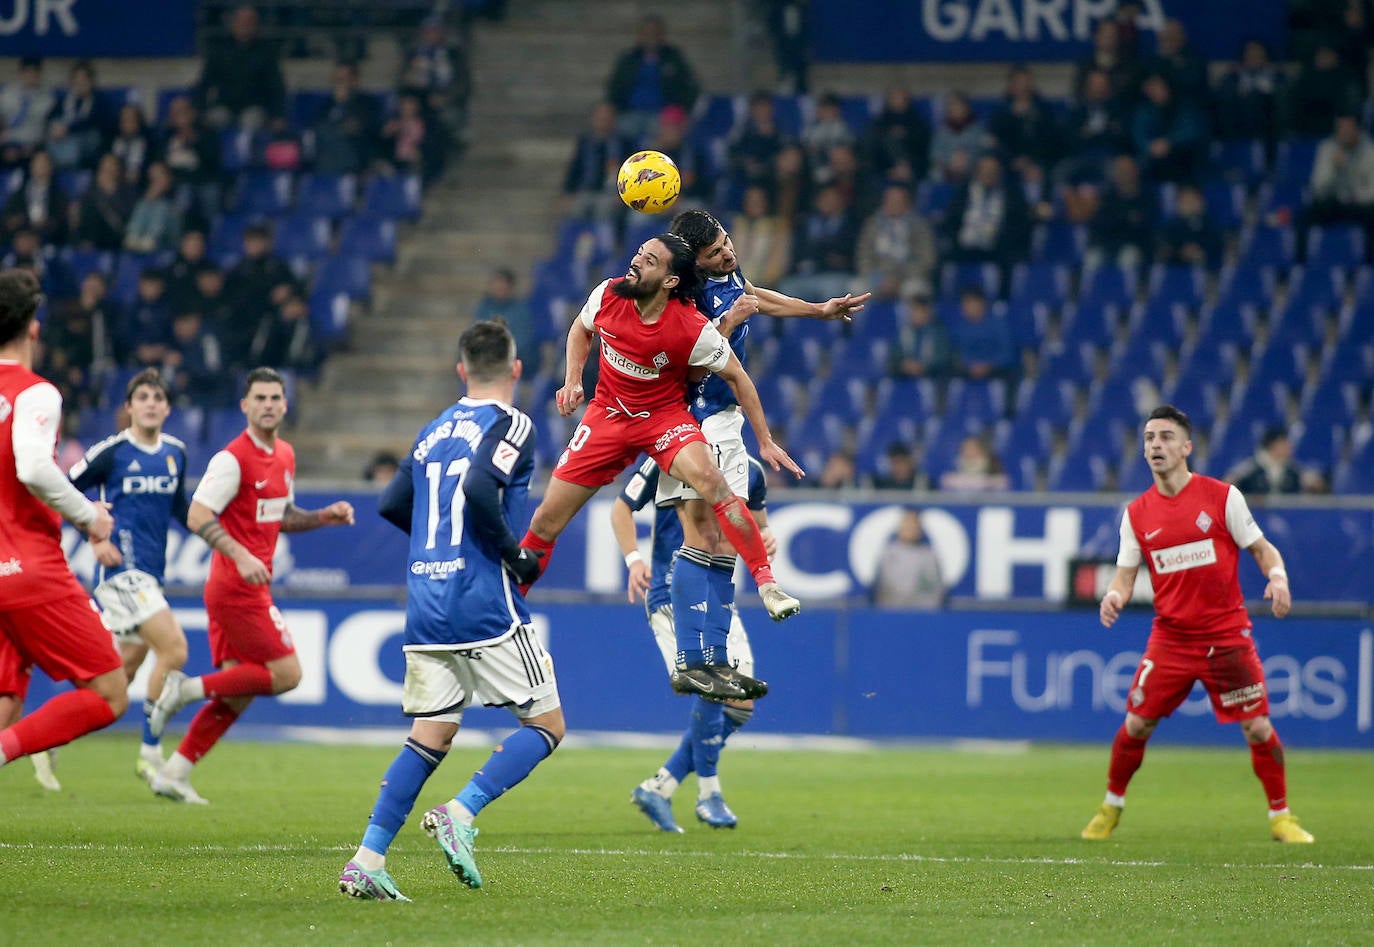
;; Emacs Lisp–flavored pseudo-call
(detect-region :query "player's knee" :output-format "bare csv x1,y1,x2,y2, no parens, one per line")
271,664,303,694
1242,716,1273,744
105,687,131,718
1124,714,1156,739
163,640,189,668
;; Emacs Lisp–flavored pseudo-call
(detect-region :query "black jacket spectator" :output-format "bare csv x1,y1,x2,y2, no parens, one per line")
2,150,67,246
1156,186,1224,270
727,92,792,194
792,184,859,275
1089,155,1157,265
1146,19,1210,105
156,96,221,188
1132,73,1208,183
45,61,106,170
988,66,1061,182
562,101,631,197
313,62,380,176
865,86,932,185
75,153,134,250
195,6,286,123
1073,19,1140,105
1214,41,1287,145
605,15,700,117
1057,69,1130,184
1287,44,1366,138
109,104,154,187
941,154,1032,268
44,273,118,409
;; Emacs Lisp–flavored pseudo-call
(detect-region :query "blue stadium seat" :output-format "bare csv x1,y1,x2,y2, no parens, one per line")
1060,302,1117,350
1274,137,1321,186
1267,300,1325,350
308,290,351,346
60,247,116,282
1201,182,1245,231
338,217,396,263
218,126,258,174
1146,264,1205,308
296,173,357,218
1320,338,1372,382
1032,221,1085,264
1008,261,1070,307
1302,375,1357,427
808,372,867,422
1127,298,1187,349
289,90,332,129
1206,419,1266,477
831,336,889,381
939,261,1000,300
1230,377,1288,428
109,251,166,306
1210,138,1268,187
154,87,191,122
361,174,421,220
1117,456,1154,493
1004,298,1049,350
209,212,251,259
1046,451,1111,492
1292,418,1346,473
1216,261,1279,310
837,94,878,135
1161,376,1219,429
849,298,900,341
1077,264,1139,310
1306,226,1366,270
56,168,91,200
693,95,741,143
770,94,806,137
234,170,293,217
1237,225,1295,269
313,254,371,300
273,214,331,259
916,181,954,217
944,378,1007,426
1014,374,1077,428
1037,340,1091,384
1284,265,1344,312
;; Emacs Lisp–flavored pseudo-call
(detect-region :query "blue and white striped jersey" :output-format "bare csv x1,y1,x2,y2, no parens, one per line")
395,397,536,648
690,267,751,421
69,430,190,585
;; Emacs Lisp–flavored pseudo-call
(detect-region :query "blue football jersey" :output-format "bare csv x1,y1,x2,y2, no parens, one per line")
398,397,536,648
690,268,751,421
69,430,190,585
617,454,768,613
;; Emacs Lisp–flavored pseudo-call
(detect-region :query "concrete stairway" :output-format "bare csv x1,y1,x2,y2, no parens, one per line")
292,0,738,477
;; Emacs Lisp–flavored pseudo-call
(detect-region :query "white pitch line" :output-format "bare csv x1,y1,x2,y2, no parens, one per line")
1,841,1369,871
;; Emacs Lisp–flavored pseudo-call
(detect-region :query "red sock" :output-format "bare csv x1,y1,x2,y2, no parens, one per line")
176,699,241,764
711,497,774,587
1250,731,1287,811
0,689,117,761
1106,725,1149,797
518,529,556,593
200,663,274,699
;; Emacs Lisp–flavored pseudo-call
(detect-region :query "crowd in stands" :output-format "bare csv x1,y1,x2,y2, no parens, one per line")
522,9,1374,495
0,3,468,470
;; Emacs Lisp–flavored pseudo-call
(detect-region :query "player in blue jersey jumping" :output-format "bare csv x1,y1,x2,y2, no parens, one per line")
68,368,192,785
658,209,867,702
339,320,557,902
611,453,773,830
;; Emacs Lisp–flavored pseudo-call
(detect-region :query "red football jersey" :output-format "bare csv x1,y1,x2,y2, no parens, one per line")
0,365,83,608
577,279,730,415
201,431,296,596
1120,474,1263,645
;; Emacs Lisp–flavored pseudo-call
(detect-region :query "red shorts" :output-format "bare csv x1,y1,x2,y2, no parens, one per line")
1127,636,1269,724
0,591,122,688
553,401,707,488
205,584,295,666
0,629,31,699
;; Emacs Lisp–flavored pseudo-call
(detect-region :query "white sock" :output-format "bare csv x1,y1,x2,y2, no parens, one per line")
140,742,163,761
698,775,722,798
1104,792,1126,808
644,768,678,798
352,847,385,871
181,677,206,703
1268,806,1290,819
162,752,194,781
448,801,477,826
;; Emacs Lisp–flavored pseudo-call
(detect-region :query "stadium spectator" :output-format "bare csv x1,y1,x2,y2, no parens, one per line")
939,434,1009,492
123,162,183,254
1225,428,1323,495
1156,184,1224,270
189,267,238,372
871,442,929,491
398,15,471,151
1132,72,1208,183
195,4,287,130
156,96,222,227
801,92,855,187
766,0,811,94
1300,113,1374,262
1214,40,1287,150
121,270,172,368
865,85,932,187
1147,19,1210,105
929,91,987,184
807,449,859,489
0,57,55,168
941,153,1031,272
855,182,935,300
988,65,1061,190
1057,68,1130,190
605,14,701,143
783,182,860,302
472,267,534,370
161,230,215,314
1087,154,1156,268
165,310,227,407
2,148,67,247
727,92,792,197
644,105,709,202
313,62,380,176
730,185,792,287
109,104,154,187
43,271,117,410
221,224,299,366
255,290,316,373
561,101,631,225
1286,43,1366,138
1072,18,1139,104
3,227,73,300
74,153,135,250
950,286,1015,382
380,93,434,180
44,60,104,170
889,286,954,380
873,509,945,608
362,450,399,484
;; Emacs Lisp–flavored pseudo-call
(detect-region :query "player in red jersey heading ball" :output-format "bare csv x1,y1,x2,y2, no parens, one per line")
1082,405,1313,843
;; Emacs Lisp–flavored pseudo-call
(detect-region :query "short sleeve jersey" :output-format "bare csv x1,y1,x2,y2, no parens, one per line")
690,267,751,421
1117,473,1263,644
0,365,81,607
69,430,190,585
193,430,296,596
577,278,731,415
403,397,537,648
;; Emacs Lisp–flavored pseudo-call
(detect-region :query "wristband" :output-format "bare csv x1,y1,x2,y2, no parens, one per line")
1268,567,1288,581
625,550,643,568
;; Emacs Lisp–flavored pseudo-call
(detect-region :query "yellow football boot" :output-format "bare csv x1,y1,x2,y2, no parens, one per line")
1081,803,1122,840
1270,812,1314,843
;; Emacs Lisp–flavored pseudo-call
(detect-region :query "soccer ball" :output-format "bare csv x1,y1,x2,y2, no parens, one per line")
617,150,681,214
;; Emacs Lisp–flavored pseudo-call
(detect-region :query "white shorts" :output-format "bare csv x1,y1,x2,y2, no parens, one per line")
656,407,748,504
648,603,755,678
93,570,170,638
402,624,561,725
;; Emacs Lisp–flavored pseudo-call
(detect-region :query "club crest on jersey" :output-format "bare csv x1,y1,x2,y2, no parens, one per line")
166,455,177,475
652,351,669,370
1195,511,1213,533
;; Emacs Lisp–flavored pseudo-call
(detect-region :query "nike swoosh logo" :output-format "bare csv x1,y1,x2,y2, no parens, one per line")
1145,529,1163,540
1241,700,1263,713
255,479,270,489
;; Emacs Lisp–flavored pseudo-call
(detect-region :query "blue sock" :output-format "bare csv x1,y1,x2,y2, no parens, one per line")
141,700,159,748
689,697,725,778
671,548,712,669
704,555,736,666
361,738,446,856
454,724,559,819
664,731,694,781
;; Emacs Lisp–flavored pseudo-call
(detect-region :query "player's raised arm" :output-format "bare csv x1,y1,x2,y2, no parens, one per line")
714,350,803,479
746,277,871,323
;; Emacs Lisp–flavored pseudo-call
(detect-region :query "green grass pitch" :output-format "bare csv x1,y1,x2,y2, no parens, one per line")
2,733,1371,945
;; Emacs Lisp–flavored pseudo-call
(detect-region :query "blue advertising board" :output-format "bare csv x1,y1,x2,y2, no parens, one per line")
22,602,1373,748
810,0,1287,63
62,492,1374,606
0,0,196,57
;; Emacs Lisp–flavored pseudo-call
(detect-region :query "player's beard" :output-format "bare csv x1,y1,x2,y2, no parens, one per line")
612,275,660,302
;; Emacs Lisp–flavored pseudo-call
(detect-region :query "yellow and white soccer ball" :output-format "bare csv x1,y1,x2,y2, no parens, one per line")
617,150,681,214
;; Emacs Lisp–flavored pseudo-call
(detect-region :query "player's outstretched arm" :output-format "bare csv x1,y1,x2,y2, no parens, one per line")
746,278,871,323
282,500,355,532
188,500,270,585
1099,566,1138,628
716,352,803,480
1248,537,1291,618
